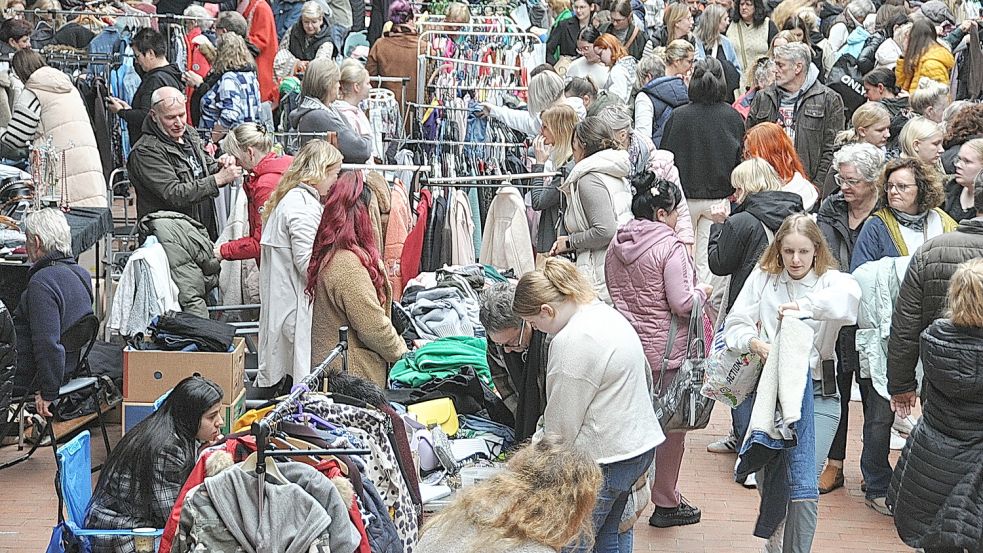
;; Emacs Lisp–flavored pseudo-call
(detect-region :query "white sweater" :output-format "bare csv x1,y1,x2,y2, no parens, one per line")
723,268,860,380
544,301,665,464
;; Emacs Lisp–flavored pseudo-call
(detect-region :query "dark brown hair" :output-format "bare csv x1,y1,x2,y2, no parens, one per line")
876,157,944,213
11,49,44,83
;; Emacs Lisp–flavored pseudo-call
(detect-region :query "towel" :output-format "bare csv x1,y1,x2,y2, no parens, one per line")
746,314,814,442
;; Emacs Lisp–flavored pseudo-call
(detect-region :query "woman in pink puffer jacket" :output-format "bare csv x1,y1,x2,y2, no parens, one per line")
605,172,712,529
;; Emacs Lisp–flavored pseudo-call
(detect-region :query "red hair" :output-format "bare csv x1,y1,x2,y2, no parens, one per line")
593,33,628,63
305,171,387,305
744,122,808,183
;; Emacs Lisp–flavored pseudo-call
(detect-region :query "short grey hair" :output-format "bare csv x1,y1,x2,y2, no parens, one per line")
834,142,884,183
479,281,522,333
528,70,564,115
772,42,811,68
24,208,72,256
183,4,214,29
595,103,632,131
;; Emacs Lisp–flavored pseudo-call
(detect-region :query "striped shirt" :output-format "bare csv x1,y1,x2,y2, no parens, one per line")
1,88,40,150
200,70,262,131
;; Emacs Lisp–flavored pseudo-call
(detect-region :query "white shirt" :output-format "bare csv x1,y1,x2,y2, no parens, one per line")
565,56,610,88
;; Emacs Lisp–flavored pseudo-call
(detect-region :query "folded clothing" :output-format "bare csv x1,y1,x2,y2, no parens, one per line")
390,336,492,388
150,311,236,352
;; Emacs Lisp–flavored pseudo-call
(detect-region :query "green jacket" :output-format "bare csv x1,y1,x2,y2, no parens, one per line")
138,211,219,317
390,336,494,389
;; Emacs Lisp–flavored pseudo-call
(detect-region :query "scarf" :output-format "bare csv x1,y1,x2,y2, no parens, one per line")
891,207,930,232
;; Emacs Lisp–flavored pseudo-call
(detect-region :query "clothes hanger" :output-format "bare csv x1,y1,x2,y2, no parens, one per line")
241,450,288,484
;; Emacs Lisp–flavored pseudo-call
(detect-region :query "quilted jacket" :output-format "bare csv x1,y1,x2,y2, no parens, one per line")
605,218,707,373
887,218,983,395
888,320,983,552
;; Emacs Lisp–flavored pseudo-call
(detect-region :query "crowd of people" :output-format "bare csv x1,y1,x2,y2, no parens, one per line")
3,0,983,550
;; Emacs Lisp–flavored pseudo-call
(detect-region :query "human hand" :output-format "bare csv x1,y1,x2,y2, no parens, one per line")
549,236,571,256
182,70,204,88
213,243,224,261
960,19,977,32
533,135,552,164
107,97,129,113
891,391,917,418
778,301,799,319
708,202,731,224
696,282,713,297
295,60,309,73
749,338,771,363
215,163,242,186
35,394,52,418
217,153,237,168
480,102,493,117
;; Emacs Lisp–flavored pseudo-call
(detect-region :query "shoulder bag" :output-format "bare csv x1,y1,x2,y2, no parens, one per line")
653,295,715,433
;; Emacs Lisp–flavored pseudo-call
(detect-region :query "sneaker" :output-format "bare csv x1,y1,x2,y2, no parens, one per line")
742,472,757,489
890,428,907,451
648,497,702,528
707,431,738,454
818,464,844,494
893,414,917,436
865,496,893,516
851,382,861,402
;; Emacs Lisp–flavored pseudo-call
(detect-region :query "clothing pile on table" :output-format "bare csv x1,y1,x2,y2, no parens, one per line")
129,311,235,353
397,263,510,341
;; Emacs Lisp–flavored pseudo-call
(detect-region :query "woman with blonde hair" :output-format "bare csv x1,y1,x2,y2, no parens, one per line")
444,1,471,24
909,78,950,124
725,213,860,550
653,2,694,47
694,4,742,100
899,116,945,169
890,258,983,552
531,103,578,254
544,0,576,64
418,437,602,553
215,123,293,263
196,32,262,143
512,257,664,551
835,102,892,150
334,59,375,161
290,58,373,162
636,47,690,145
257,140,343,390
273,1,334,81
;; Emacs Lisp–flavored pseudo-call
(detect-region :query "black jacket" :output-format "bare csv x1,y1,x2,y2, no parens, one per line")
708,190,803,312
128,116,221,239
856,31,886,75
888,320,983,552
546,16,583,65
599,19,647,60
887,218,983,395
12,253,93,401
122,63,183,145
944,176,976,224
288,15,334,61
881,96,911,154
0,299,15,396
661,101,745,200
486,330,548,442
816,191,871,271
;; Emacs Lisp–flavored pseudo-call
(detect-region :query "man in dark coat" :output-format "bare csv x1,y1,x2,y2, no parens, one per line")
12,209,93,418
127,87,241,240
888,182,983,415
107,28,183,145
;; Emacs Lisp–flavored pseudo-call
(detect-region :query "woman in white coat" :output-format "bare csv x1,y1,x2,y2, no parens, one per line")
551,116,632,304
256,140,343,389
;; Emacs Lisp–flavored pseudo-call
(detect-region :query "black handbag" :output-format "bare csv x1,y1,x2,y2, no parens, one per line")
653,296,715,433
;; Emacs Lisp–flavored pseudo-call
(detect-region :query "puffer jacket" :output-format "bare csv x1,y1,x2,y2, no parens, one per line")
853,256,905,401
606,218,707,373
857,31,887,75
560,148,633,304
218,153,292,262
138,211,219,318
708,190,803,312
24,66,107,207
638,76,689,145
288,15,333,60
896,42,955,94
887,218,983,396
746,66,846,185
888,319,983,552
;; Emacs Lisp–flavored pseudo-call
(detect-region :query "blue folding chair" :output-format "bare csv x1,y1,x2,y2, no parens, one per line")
47,431,163,552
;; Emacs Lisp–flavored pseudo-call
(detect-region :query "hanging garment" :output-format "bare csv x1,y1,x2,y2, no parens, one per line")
108,237,181,337
479,187,535,277
384,179,412,301
216,182,260,306
400,188,431,285
448,189,475,266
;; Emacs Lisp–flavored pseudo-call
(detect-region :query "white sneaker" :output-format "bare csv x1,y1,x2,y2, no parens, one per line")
708,431,738,454
743,472,757,489
890,428,907,450
851,382,861,402
893,414,917,435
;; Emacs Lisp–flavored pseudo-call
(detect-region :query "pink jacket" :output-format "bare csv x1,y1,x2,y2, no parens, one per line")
647,149,695,246
606,218,707,372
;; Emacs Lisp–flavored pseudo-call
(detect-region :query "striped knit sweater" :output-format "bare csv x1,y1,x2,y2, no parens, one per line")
1,88,40,151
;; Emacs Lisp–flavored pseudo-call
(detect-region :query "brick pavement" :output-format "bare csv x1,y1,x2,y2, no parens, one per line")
0,403,912,552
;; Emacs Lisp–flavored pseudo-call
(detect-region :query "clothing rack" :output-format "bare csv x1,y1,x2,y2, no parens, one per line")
341,163,432,172
401,138,526,147
18,7,199,20
424,171,559,186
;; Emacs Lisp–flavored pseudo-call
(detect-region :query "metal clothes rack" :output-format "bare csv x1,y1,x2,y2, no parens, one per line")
425,171,558,185
17,7,199,20
341,163,432,172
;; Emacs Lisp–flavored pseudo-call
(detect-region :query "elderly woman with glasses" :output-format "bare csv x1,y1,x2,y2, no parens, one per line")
815,143,883,495
478,281,548,441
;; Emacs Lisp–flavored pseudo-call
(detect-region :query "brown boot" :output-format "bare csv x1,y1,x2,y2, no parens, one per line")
818,464,844,494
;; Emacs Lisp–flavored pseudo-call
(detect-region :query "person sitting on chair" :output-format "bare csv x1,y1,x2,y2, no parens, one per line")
85,376,225,553
12,208,93,419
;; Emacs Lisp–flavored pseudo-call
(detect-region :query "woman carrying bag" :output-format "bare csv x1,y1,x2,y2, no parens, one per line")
606,173,712,529
723,213,860,552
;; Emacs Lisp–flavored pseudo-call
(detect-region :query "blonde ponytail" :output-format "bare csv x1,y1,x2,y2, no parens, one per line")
262,139,342,222
513,258,595,317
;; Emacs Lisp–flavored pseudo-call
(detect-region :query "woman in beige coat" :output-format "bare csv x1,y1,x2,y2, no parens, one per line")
307,170,407,387
256,140,342,389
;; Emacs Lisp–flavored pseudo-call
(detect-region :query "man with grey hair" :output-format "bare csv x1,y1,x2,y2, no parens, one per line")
127,86,241,239
479,281,547,441
746,42,845,185
12,208,93,418
815,142,881,495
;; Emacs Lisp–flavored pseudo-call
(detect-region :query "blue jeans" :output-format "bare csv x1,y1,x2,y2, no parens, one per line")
564,448,655,553
858,377,894,499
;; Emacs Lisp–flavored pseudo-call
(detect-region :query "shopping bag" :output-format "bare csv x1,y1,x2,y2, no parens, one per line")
700,320,763,409
653,296,715,433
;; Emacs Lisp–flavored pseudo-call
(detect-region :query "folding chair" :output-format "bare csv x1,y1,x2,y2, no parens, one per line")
1,314,113,470
47,431,163,552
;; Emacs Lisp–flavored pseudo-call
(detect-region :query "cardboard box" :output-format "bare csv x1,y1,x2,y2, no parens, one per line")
123,337,245,404
122,388,246,436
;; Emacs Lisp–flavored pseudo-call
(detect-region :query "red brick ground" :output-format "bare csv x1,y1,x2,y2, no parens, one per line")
0,403,911,552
